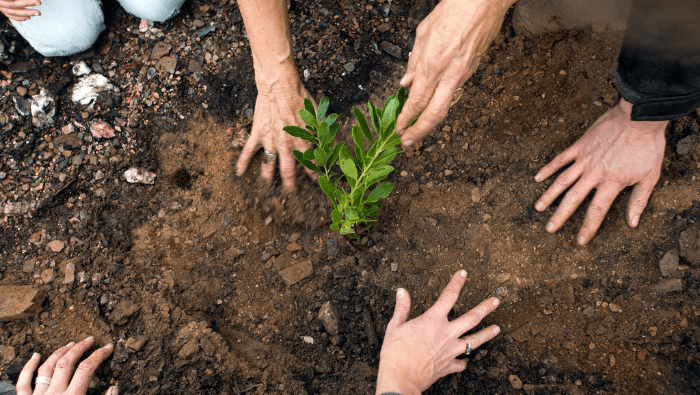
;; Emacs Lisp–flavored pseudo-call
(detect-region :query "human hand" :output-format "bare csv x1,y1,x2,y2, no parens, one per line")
396,0,515,146
376,270,501,395
16,336,116,395
0,0,41,22
235,67,316,192
534,98,668,245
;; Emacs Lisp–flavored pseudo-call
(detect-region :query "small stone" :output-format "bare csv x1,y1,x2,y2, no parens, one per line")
151,42,172,60
22,259,35,273
47,239,65,252
591,22,607,34
377,22,391,33
231,226,248,238
0,286,46,322
178,338,200,359
582,306,595,317
609,303,622,313
659,249,680,277
318,301,340,335
496,286,508,296
390,262,398,272
301,336,314,344
279,260,313,286
63,261,76,284
380,41,402,58
286,242,302,252
471,187,481,203
649,278,683,293
124,168,157,184
90,121,115,139
125,336,147,352
509,375,523,390
649,326,658,337
679,225,700,265
72,61,91,76
288,232,301,243
260,247,274,262
680,317,689,328
325,238,339,258
16,86,27,96
155,56,177,73
0,345,16,365
676,135,695,156
343,62,356,73
41,269,55,284
496,273,511,283
225,246,244,260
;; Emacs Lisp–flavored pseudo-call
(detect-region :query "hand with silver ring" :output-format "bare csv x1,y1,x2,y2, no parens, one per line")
376,270,501,395
16,336,117,395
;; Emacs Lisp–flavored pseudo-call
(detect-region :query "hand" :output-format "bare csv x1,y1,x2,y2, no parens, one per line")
16,336,116,395
534,98,668,245
0,0,41,22
235,67,315,192
376,270,501,395
396,0,515,146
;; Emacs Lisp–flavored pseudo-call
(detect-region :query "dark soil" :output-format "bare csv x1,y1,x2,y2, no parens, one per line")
1,1,699,395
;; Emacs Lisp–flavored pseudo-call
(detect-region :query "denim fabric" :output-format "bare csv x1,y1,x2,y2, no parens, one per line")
616,0,700,121
118,0,186,22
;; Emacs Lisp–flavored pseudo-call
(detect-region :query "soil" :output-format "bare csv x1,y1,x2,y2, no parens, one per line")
1,1,700,395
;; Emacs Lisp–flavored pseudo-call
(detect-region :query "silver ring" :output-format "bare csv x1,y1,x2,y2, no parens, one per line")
263,150,277,164
463,338,472,356
36,376,52,385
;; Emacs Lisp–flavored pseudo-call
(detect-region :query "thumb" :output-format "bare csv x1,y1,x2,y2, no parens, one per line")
105,385,119,395
386,288,411,333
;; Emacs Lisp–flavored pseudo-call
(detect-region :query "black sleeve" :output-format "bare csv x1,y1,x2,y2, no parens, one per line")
615,0,700,121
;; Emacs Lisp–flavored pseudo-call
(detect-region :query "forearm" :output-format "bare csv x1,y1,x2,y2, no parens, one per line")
238,0,298,84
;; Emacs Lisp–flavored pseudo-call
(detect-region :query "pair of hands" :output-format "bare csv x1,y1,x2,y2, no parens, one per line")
0,0,41,21
376,270,501,394
235,0,667,243
17,337,116,395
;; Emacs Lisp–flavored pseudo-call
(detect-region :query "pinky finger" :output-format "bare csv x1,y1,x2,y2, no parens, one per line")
627,178,657,228
105,385,119,395
16,353,41,395
441,358,468,377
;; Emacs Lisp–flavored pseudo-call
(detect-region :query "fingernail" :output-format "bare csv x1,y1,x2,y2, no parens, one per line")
493,326,501,335
577,235,586,245
33,12,40,16
534,173,542,182
459,269,467,278
33,352,40,358
546,221,556,233
103,343,114,350
66,341,75,347
492,297,500,307
400,74,408,85
112,386,119,395
396,288,406,299
535,201,544,211
631,215,640,227
85,336,94,342
403,139,414,147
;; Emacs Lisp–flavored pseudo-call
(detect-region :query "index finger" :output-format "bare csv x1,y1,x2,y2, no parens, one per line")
66,343,114,395
400,78,457,146
395,64,440,135
428,270,468,317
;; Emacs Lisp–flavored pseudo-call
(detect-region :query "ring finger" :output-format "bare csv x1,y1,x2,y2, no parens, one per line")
452,325,501,360
260,133,277,184
34,342,76,395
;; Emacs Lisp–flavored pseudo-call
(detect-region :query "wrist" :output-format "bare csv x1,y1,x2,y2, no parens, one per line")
615,98,669,136
376,363,422,395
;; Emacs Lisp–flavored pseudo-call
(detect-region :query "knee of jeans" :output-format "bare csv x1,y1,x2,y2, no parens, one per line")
117,0,187,22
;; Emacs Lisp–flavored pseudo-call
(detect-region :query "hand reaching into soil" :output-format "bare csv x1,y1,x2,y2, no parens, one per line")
0,0,41,21
16,336,116,395
376,270,501,395
534,98,668,245
395,0,516,146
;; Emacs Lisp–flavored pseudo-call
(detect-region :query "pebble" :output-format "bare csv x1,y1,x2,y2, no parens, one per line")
509,375,523,390
380,41,402,58
0,286,46,321
16,86,27,96
679,224,700,265
41,269,55,284
591,22,607,34
325,238,339,258
152,42,172,59
260,247,274,262
63,261,76,285
658,249,679,277
390,262,398,272
155,56,177,73
47,239,65,252
278,260,313,286
286,242,302,252
608,303,622,313
471,187,481,203
72,61,91,76
496,272,511,283
318,301,340,335
649,278,682,293
343,62,356,73
377,22,391,33
124,167,157,184
90,120,115,139
288,232,301,243
301,336,314,344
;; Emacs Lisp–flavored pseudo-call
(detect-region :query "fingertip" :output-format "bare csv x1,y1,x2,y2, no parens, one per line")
534,173,543,182
492,297,500,308
103,343,114,350
400,74,408,86
396,288,406,299
535,200,545,211
459,269,467,278
402,139,414,147
577,235,587,245
630,215,640,228
545,221,556,233
492,325,501,335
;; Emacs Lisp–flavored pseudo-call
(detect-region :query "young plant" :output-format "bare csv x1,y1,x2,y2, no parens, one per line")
283,88,406,238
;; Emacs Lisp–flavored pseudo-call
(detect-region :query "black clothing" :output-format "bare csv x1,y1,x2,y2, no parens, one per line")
615,0,700,121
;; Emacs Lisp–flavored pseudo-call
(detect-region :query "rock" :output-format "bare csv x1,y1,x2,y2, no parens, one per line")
649,279,683,293
90,120,115,139
196,25,216,37
377,22,392,33
178,338,200,359
0,345,16,365
286,242,302,252
659,249,680,277
343,62,356,73
63,261,76,284
72,74,120,106
679,225,700,265
288,232,301,243
156,56,177,73
47,239,65,252
380,41,402,58
408,183,420,195
509,375,523,390
13,95,31,116
16,86,27,96
151,42,172,59
608,303,622,313
496,272,511,283
325,238,339,258
318,301,340,335
301,336,314,344
31,89,56,128
125,336,147,352
471,187,481,203
72,61,91,76
591,22,607,34
279,260,313,286
124,167,157,184
41,269,55,284
22,259,35,273
0,286,46,322
582,306,595,317
260,247,274,262
390,262,399,272
109,301,139,325
676,135,695,156
225,246,244,260
231,226,248,238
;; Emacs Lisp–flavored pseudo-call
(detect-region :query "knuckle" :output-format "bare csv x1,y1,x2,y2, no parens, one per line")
464,311,481,327
55,357,71,370
632,197,648,209
77,359,94,372
556,173,572,187
587,204,606,219
564,190,580,205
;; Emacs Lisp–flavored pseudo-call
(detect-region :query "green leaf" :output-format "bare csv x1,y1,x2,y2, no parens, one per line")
329,142,344,168
303,147,315,161
351,125,364,151
339,158,358,181
283,126,318,144
318,175,335,204
354,146,365,166
304,98,315,118
382,96,398,128
367,100,381,135
381,119,396,139
299,108,318,128
292,150,321,173
366,182,393,202
339,144,352,161
365,165,393,186
317,97,329,121
330,223,340,230
351,185,366,206
353,107,373,142
396,87,406,116
314,148,329,168
331,209,343,225
325,113,339,126
340,226,355,236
